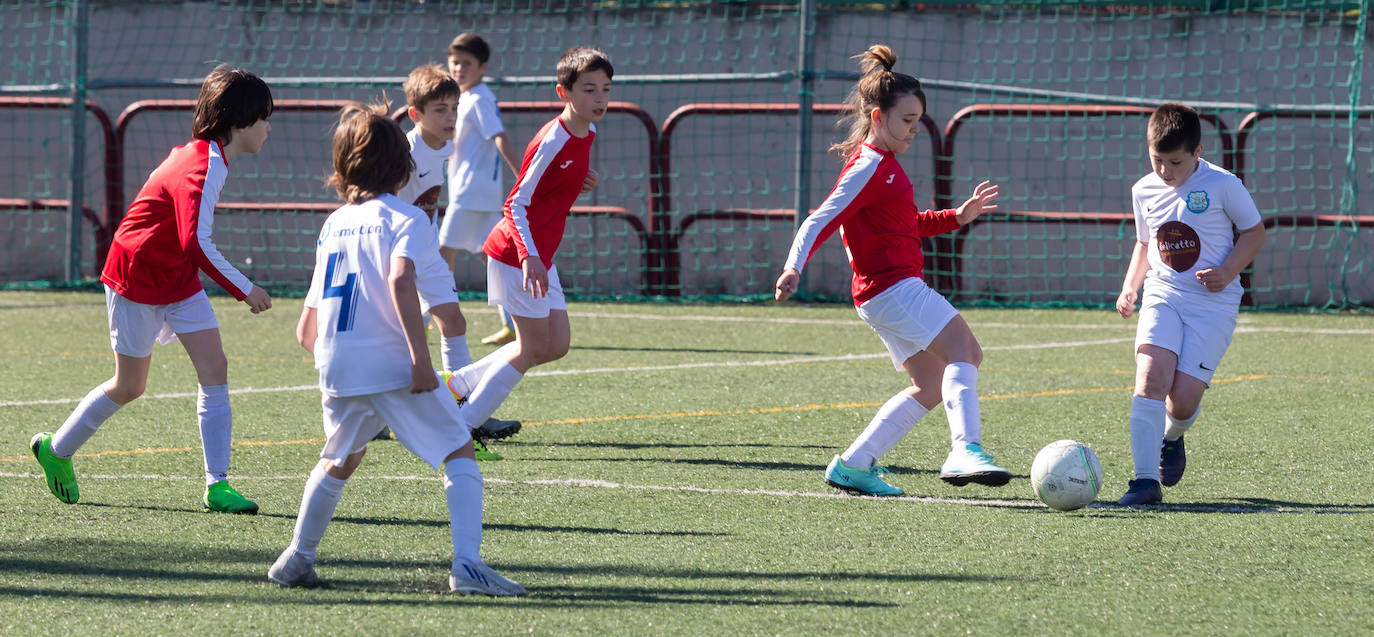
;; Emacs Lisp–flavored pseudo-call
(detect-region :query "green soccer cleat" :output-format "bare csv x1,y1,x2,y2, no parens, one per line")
939,443,1013,487
204,480,259,514
30,432,79,504
824,454,904,496
473,438,503,461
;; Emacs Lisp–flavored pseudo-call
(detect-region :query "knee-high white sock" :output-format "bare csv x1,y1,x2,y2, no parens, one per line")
197,384,233,487
461,363,523,429
942,362,982,448
288,466,347,561
447,342,520,398
441,335,472,372
444,458,483,564
840,392,929,468
51,387,122,458
1129,395,1167,481
1164,406,1200,441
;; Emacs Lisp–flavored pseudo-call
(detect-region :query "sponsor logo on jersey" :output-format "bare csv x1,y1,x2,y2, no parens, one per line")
1186,190,1210,213
418,170,431,178
560,160,574,169
886,173,895,184
1156,220,1201,272
414,186,443,217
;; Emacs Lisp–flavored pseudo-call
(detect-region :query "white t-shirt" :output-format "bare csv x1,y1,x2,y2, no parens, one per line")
305,194,428,397
447,82,506,213
395,128,453,219
1131,158,1263,305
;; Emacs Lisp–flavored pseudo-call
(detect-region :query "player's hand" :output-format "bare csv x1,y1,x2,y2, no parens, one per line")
581,168,599,194
244,286,272,314
522,257,549,298
955,181,999,225
1195,267,1236,293
774,268,800,302
1116,289,1138,319
410,364,439,394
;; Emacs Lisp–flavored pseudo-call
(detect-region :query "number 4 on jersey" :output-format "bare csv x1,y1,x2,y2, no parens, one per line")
323,251,358,331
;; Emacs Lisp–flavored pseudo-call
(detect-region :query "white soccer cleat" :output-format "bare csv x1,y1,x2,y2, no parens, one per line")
268,549,321,588
449,559,526,596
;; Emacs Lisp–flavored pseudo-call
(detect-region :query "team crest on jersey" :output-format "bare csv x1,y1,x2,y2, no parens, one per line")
1185,190,1210,213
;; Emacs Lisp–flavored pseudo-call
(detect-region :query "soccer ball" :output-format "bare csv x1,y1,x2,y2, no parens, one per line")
1030,440,1103,511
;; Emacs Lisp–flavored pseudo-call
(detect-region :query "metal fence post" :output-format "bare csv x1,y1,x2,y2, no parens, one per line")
794,0,816,231
67,0,89,281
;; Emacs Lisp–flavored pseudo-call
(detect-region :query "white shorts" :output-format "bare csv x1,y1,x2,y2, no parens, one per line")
487,258,566,319
1135,285,1237,385
856,277,960,370
105,286,218,358
440,207,504,254
319,374,472,470
415,255,460,314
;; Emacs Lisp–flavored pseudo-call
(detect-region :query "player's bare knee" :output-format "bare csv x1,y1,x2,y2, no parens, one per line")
106,382,144,404
444,440,477,463
432,304,466,336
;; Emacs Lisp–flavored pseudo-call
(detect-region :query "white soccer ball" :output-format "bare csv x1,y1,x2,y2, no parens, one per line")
1030,440,1103,511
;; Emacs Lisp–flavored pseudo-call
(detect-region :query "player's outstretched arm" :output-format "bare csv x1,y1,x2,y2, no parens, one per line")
954,181,999,226
774,268,800,302
1117,240,1150,319
494,132,519,175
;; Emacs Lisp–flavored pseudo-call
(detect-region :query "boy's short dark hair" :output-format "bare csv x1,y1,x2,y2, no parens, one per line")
1147,103,1202,154
556,46,614,90
327,102,414,204
403,64,460,111
193,64,273,144
448,33,491,64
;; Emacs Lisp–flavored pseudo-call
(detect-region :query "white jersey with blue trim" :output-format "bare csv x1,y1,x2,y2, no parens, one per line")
305,194,427,397
1131,158,1263,304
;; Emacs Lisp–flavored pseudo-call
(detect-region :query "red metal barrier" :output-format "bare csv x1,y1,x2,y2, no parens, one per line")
0,97,118,272
657,103,942,296
938,104,1233,301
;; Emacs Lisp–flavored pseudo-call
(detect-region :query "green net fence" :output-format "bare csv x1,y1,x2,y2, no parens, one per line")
1,0,1369,308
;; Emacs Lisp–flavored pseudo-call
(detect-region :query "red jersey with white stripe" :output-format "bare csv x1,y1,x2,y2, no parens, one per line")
483,117,594,269
101,139,254,305
783,143,960,306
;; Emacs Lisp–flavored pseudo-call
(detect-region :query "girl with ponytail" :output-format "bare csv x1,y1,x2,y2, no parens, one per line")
775,45,1010,497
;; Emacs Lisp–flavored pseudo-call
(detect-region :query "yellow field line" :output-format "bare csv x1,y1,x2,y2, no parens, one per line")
0,374,1271,463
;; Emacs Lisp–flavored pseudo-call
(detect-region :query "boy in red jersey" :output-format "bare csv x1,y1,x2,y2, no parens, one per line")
774,45,1007,497
30,64,273,513
438,46,609,431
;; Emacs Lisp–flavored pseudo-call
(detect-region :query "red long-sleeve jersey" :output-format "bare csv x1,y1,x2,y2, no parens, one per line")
483,117,594,270
783,143,960,306
101,139,254,305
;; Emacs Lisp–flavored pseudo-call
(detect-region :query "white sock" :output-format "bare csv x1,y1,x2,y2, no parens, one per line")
942,362,982,448
840,393,929,468
441,334,472,372
1129,395,1167,481
288,466,347,561
51,387,122,458
444,458,483,564
461,363,523,429
447,343,519,398
197,383,233,487
1164,406,1200,441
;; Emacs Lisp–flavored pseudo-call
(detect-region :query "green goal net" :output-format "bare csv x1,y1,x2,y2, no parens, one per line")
0,1,1369,309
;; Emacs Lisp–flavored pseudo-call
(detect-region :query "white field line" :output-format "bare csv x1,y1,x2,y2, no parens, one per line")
0,337,1134,407
1,470,1366,515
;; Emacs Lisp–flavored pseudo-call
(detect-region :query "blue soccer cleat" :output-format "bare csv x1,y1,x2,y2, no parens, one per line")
1117,478,1164,506
824,454,904,496
939,443,1012,487
1160,436,1186,487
